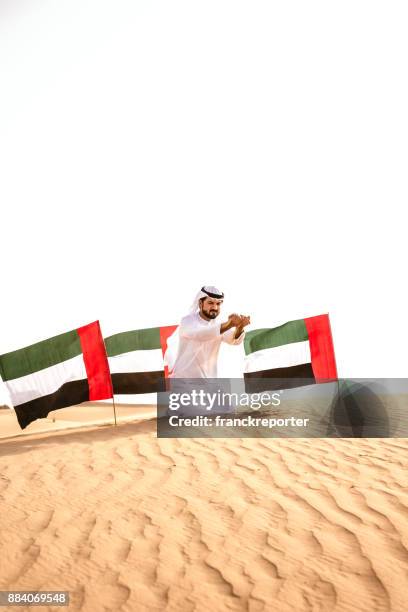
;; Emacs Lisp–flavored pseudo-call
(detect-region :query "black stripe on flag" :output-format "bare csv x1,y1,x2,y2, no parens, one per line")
111,371,165,395
244,363,315,393
14,379,90,429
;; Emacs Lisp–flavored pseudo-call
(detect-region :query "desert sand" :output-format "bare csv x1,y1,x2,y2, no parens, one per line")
0,405,407,612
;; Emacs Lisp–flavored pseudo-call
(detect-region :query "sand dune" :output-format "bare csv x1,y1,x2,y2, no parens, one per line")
0,410,407,611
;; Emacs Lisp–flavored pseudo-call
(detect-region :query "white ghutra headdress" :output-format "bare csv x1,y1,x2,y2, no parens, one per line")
188,286,224,314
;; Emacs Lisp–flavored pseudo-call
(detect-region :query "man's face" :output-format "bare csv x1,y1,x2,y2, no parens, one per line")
200,297,223,320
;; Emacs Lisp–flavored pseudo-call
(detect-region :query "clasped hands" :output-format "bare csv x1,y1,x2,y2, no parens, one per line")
227,313,251,329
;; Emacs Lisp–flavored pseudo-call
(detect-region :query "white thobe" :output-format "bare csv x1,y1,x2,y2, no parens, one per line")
169,312,245,378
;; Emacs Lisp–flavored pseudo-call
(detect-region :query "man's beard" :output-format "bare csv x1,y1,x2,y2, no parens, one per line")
203,310,218,319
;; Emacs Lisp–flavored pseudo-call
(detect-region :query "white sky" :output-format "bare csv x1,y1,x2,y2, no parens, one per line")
0,1,407,405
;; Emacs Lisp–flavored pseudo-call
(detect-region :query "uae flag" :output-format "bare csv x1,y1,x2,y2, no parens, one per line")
244,314,337,391
0,321,113,429
105,325,177,395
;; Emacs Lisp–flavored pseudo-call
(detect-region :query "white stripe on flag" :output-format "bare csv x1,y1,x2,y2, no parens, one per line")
108,348,164,374
244,340,311,373
5,354,87,407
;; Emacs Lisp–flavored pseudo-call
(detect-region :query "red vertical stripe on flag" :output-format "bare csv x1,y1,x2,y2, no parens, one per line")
304,314,338,382
160,325,178,378
77,321,113,400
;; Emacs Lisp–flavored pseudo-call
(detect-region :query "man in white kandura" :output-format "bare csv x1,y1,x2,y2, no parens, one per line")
168,286,251,379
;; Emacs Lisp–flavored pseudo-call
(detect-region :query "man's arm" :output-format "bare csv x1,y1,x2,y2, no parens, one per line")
180,314,242,342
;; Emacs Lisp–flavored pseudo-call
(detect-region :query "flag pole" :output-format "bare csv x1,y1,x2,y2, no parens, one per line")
112,395,117,426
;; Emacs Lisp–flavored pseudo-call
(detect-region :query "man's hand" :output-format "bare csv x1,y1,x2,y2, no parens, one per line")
237,315,251,328
220,313,244,334
220,314,251,335
227,313,242,327
234,314,251,339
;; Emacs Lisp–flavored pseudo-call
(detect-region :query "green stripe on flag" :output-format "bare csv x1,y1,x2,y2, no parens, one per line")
0,330,82,381
244,319,309,355
104,327,161,357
